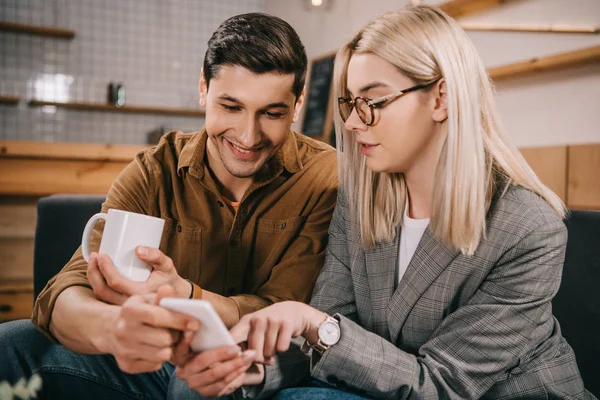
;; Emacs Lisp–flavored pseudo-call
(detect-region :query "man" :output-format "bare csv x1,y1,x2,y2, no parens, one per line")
0,13,337,399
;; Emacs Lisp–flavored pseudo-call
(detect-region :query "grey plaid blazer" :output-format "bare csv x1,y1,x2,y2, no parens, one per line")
252,185,590,399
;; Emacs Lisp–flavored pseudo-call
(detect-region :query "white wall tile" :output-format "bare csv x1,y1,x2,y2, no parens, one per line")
0,0,267,143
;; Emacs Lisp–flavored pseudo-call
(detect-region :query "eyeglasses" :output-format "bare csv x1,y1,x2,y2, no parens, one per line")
338,82,436,126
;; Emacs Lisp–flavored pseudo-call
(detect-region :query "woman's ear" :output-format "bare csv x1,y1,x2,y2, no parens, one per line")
432,78,448,123
199,69,208,108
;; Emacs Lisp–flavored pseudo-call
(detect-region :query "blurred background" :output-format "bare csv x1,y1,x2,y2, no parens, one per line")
1,0,598,145
0,0,598,320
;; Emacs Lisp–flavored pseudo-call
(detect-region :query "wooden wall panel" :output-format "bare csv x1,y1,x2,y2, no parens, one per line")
519,146,568,202
0,196,38,239
0,239,35,281
568,144,600,210
0,158,129,196
0,283,34,322
0,197,38,284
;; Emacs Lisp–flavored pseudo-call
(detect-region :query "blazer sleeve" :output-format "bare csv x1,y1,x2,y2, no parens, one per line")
308,217,568,399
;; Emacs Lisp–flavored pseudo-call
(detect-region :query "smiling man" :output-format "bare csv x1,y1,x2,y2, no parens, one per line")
0,13,338,399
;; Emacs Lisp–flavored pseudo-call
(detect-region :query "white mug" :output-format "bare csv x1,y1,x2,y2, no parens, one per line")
81,209,165,282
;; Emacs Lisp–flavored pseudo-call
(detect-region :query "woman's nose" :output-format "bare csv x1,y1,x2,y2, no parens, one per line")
343,107,367,132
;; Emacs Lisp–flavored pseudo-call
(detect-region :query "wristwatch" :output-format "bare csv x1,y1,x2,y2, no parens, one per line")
302,315,341,355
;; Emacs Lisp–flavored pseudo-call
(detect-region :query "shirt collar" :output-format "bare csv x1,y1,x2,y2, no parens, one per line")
177,127,303,179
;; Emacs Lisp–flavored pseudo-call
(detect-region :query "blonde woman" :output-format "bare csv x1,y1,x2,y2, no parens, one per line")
171,5,590,399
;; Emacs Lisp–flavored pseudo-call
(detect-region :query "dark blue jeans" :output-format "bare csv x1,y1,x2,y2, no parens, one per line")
0,320,369,399
0,319,217,399
273,380,370,399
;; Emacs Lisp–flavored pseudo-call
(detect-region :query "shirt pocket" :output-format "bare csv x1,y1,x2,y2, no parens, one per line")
250,215,307,286
160,217,202,282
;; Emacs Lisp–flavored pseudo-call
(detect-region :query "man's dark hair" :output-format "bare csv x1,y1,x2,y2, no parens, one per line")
203,13,307,99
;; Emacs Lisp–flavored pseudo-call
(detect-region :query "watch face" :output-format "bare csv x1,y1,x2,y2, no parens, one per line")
318,320,340,346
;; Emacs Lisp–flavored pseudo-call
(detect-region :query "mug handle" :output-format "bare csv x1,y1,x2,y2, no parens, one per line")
81,212,107,262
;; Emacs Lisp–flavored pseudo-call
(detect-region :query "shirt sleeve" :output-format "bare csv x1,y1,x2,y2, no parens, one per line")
31,152,153,341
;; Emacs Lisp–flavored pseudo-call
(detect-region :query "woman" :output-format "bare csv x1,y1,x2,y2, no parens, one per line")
173,5,589,399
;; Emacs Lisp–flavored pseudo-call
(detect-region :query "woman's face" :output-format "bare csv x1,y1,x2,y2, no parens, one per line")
344,53,446,174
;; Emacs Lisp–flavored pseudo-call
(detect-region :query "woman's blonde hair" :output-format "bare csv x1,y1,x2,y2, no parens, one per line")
334,5,565,255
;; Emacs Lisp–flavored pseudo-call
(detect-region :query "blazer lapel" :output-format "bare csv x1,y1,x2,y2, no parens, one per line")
387,228,459,343
364,229,400,340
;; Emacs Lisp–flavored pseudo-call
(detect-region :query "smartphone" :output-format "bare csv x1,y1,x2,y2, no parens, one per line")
159,298,236,352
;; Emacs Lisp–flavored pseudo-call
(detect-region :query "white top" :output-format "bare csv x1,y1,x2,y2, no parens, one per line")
398,202,430,284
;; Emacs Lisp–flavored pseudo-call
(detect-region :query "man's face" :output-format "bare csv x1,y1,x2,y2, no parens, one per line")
200,66,304,179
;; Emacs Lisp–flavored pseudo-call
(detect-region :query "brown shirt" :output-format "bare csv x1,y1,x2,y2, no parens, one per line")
32,129,338,338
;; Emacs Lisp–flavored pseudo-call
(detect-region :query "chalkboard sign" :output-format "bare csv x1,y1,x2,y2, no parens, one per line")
302,53,336,140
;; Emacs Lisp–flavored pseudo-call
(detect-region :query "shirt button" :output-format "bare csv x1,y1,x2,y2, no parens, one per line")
177,224,182,233
217,201,224,208
227,287,236,295
280,222,286,230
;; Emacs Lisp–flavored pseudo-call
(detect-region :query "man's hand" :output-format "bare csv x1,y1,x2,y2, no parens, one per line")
87,247,192,305
106,285,200,374
174,340,264,398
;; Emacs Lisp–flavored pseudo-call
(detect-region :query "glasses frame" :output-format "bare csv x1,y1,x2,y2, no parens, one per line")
338,81,437,126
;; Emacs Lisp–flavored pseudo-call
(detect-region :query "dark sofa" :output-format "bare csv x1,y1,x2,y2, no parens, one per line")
32,195,600,396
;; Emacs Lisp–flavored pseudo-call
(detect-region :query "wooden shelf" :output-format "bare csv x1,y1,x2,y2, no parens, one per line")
0,21,75,39
488,45,600,81
29,99,206,117
461,23,600,34
438,0,504,18
0,95,19,105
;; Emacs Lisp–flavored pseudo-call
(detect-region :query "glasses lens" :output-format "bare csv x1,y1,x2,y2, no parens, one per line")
338,98,351,122
355,98,372,125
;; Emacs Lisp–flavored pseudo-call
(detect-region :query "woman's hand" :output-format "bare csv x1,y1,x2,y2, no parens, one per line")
171,301,325,397
229,301,327,364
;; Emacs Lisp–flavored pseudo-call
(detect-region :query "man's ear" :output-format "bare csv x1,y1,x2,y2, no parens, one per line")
199,69,208,108
292,87,306,123
432,78,448,123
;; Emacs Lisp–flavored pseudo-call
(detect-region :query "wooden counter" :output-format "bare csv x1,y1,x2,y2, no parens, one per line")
0,140,147,196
